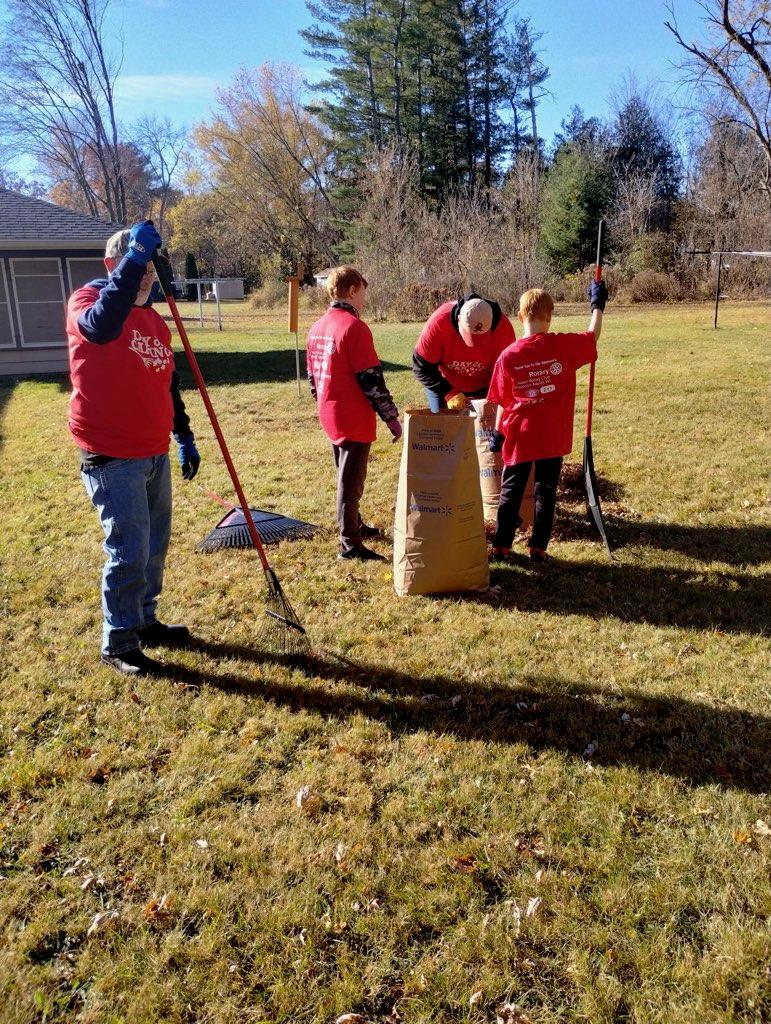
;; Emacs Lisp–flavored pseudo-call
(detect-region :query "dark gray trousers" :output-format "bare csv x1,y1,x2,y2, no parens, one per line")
332,440,371,552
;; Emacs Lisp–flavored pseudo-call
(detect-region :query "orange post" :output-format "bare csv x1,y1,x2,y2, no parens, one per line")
286,268,302,396
287,276,299,333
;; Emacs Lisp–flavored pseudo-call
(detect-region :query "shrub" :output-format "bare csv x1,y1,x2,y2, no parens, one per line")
551,265,624,304
627,232,672,274
625,270,683,303
390,283,455,322
248,278,287,309
298,287,328,314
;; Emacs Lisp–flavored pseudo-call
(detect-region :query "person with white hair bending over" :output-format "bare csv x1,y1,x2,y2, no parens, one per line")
412,293,516,411
66,220,200,677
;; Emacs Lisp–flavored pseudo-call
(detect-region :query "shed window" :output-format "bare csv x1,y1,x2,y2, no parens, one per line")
67,257,107,292
0,262,15,348
10,258,67,347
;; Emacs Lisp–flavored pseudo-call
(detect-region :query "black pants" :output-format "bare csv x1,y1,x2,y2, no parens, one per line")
332,440,371,552
493,456,563,551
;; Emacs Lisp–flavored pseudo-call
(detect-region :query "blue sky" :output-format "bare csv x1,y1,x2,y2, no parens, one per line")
2,0,708,169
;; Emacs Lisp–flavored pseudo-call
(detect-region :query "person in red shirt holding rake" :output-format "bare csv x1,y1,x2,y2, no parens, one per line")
68,221,200,676
487,282,608,563
306,266,401,562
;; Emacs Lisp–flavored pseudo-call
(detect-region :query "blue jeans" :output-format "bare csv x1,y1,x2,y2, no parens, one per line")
81,455,172,655
425,388,445,413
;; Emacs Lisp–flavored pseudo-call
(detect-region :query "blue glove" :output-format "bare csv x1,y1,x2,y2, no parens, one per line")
589,280,608,311
488,429,505,454
126,220,162,267
176,434,200,480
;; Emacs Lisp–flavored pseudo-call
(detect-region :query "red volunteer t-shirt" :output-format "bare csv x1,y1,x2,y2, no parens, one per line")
487,331,597,464
306,307,380,444
67,286,175,457
415,301,515,394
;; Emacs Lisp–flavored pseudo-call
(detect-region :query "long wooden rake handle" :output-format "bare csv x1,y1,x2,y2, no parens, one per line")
585,219,605,438
151,251,272,575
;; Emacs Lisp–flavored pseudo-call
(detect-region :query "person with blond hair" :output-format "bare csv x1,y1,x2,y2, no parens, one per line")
487,280,608,562
306,266,401,561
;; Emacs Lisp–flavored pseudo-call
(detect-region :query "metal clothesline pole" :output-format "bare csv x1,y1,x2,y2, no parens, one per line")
686,250,771,330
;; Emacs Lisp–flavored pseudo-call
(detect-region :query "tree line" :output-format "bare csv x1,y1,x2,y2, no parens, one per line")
0,0,768,309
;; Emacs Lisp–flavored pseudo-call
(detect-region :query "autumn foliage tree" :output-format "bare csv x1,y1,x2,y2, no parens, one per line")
193,63,340,278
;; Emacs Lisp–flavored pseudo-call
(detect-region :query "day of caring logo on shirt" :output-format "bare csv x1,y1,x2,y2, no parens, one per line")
446,359,488,375
129,329,172,373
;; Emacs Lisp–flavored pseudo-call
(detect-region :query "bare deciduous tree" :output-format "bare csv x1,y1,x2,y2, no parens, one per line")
665,0,771,192
133,115,187,238
0,0,127,221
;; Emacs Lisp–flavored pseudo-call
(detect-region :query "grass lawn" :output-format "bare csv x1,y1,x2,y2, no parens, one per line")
0,301,769,1024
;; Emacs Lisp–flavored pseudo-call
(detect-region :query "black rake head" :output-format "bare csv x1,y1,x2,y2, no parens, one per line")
198,507,318,552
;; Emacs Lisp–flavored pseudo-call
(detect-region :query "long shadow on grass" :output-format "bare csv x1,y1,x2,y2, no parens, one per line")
171,642,770,794
557,511,771,567
485,557,770,636
175,349,408,387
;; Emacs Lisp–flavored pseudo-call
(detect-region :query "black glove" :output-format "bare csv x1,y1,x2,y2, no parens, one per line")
589,280,608,311
175,434,200,480
488,429,505,454
126,220,162,267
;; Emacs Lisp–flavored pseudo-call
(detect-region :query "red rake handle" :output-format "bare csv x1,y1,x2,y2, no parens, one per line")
151,252,271,573
585,219,605,439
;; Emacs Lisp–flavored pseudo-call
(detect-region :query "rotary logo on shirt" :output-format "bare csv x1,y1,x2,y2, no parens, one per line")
129,329,172,372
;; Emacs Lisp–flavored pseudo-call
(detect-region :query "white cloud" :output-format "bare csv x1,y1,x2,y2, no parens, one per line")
114,74,221,104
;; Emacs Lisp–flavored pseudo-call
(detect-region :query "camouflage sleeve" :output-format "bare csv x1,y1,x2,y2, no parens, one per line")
355,365,399,423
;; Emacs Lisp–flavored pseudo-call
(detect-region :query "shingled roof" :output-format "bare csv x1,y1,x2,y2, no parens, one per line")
0,188,124,249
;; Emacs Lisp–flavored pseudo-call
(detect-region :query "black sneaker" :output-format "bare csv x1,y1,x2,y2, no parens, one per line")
137,621,191,648
338,545,386,562
100,648,166,677
360,523,382,539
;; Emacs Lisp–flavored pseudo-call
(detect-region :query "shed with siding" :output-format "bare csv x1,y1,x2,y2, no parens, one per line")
0,188,123,376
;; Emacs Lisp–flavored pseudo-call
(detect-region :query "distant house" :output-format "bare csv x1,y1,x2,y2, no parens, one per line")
313,267,336,288
0,188,123,376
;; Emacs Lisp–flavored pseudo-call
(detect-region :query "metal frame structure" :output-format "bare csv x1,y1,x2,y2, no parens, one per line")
688,250,771,328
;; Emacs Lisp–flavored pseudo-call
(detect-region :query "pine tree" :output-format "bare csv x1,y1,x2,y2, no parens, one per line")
505,17,550,159
540,148,612,274
184,252,199,301
302,0,516,199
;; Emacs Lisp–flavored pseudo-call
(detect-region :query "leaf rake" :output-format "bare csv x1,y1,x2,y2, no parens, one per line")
151,249,309,653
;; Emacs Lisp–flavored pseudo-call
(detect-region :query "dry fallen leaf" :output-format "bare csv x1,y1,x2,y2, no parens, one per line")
525,896,543,919
753,819,770,838
335,1015,368,1024
86,909,119,937
144,892,174,924
451,854,478,874
469,987,484,1007
733,829,752,844
496,1003,533,1024
194,838,209,850
295,786,323,816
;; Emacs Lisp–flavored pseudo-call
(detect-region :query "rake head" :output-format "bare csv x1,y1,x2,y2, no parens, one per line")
198,507,317,552
258,568,310,656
